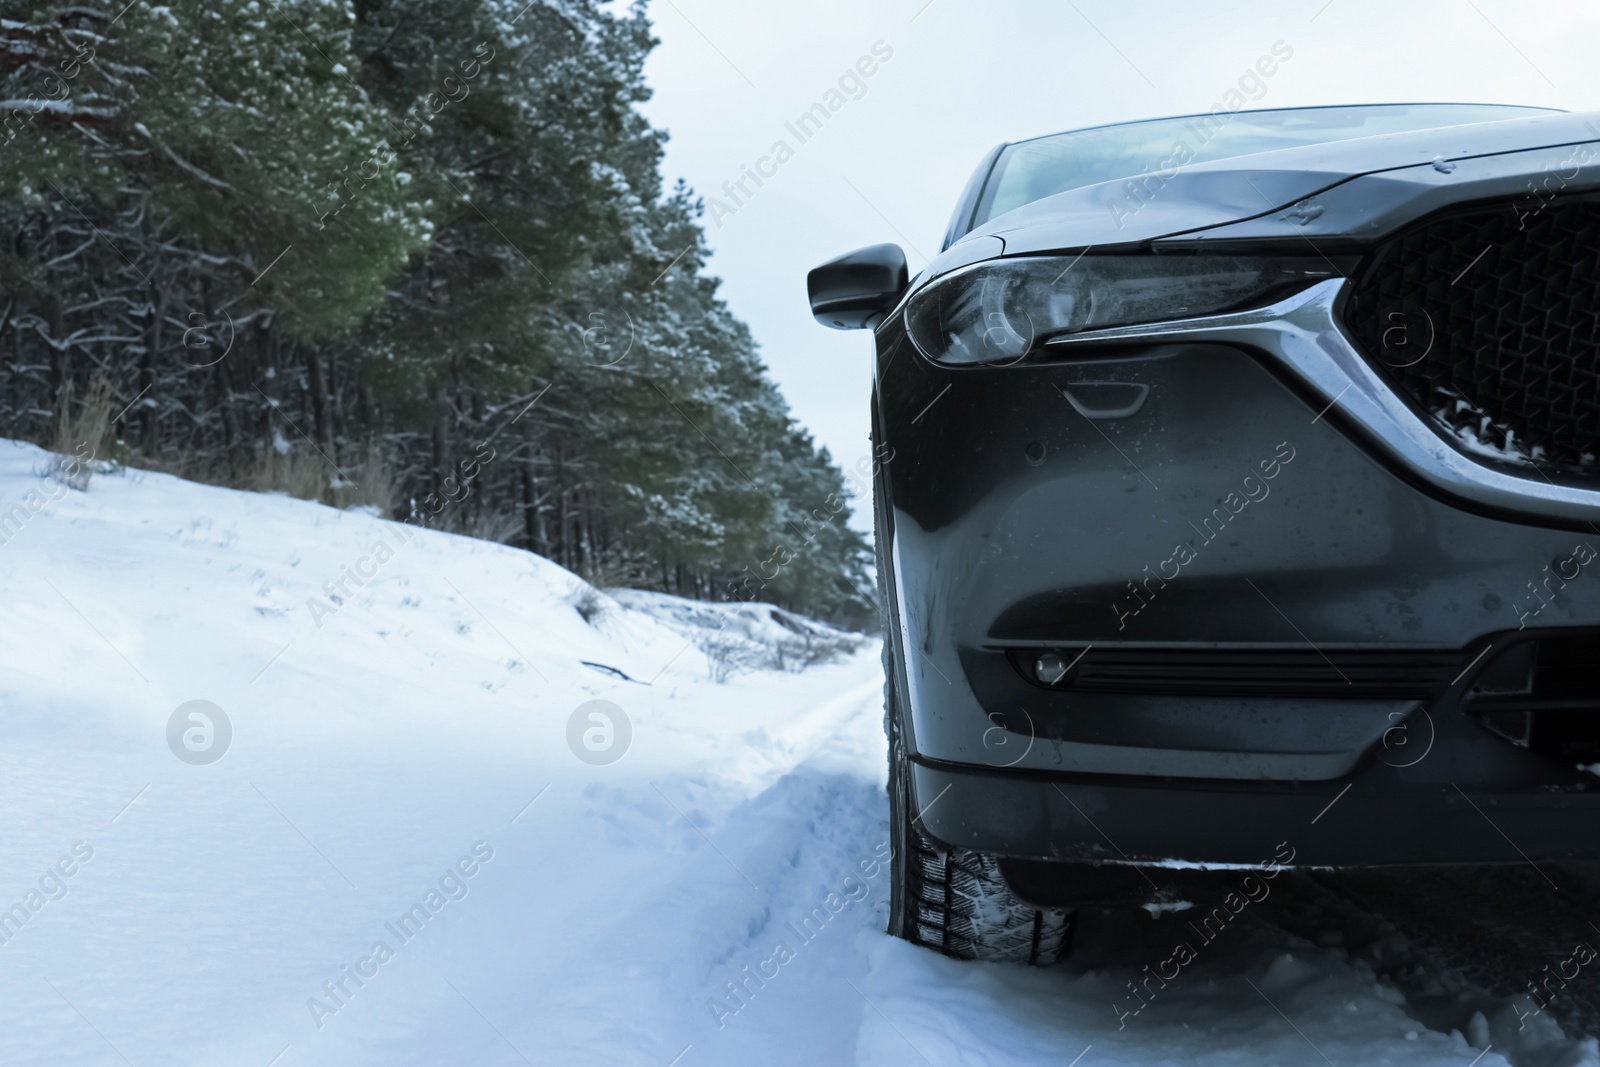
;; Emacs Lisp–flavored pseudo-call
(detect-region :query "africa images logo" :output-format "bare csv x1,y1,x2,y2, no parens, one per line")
566,700,631,766
166,700,232,766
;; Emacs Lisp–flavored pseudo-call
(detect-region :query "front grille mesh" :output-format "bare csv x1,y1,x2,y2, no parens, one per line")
1345,197,1600,475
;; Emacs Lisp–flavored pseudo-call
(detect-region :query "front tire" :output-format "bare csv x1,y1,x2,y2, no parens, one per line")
884,644,1073,965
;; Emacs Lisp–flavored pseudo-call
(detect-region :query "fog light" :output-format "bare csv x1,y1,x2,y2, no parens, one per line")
1035,652,1071,685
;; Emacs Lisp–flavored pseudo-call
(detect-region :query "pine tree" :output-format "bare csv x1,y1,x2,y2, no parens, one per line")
0,0,873,627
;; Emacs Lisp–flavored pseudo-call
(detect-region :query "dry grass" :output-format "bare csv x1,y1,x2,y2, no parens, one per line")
48,376,118,489
583,555,645,592
571,585,610,626
773,630,862,672
341,440,403,517
695,630,765,683
130,449,231,488
247,447,330,502
242,440,401,517
111,428,406,521
451,505,522,544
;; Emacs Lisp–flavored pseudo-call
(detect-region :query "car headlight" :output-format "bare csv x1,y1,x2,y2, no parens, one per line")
904,254,1338,365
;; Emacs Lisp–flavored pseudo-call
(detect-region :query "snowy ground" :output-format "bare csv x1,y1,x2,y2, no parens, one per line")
0,439,1594,1066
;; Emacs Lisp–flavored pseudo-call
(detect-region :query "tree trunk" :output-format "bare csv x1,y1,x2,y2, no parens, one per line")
140,287,165,454
520,441,540,551
307,348,333,459
431,387,449,502
554,446,568,569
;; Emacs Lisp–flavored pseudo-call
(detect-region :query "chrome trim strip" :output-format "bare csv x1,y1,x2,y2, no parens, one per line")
1044,278,1600,523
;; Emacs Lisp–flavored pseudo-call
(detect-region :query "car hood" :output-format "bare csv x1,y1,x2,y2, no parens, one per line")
978,109,1600,254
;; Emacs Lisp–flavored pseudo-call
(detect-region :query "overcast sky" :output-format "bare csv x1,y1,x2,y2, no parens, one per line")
638,0,1600,530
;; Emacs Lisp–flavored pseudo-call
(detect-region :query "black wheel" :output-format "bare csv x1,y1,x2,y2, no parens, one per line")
884,654,1074,964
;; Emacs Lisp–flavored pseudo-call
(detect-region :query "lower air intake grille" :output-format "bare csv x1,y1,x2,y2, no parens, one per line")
1009,647,1469,698
1465,632,1600,759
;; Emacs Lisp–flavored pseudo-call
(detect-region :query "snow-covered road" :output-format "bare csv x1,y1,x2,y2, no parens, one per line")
0,441,1593,1066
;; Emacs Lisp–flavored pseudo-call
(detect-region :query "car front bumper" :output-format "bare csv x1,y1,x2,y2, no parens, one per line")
911,754,1600,868
878,277,1600,865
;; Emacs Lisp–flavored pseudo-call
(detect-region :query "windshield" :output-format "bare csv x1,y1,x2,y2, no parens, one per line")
970,103,1559,229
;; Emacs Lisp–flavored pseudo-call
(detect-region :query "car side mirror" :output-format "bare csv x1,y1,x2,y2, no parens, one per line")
807,243,908,330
